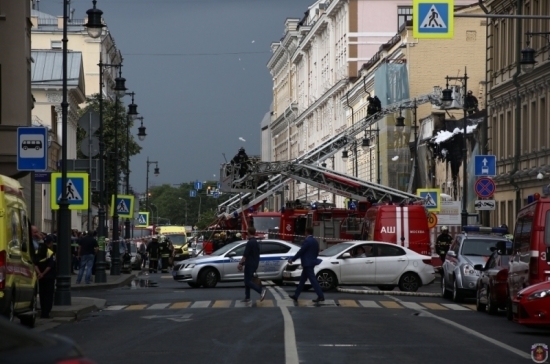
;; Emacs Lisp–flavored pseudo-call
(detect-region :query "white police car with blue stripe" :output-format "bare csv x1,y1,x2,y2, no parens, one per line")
172,239,300,288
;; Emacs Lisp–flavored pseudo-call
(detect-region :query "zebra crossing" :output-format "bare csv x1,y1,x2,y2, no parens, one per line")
105,299,477,311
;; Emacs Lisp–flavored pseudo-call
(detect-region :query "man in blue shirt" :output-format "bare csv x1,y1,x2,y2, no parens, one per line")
288,226,325,303
238,226,267,303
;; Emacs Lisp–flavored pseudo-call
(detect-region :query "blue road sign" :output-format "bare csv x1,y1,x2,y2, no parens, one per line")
34,171,52,184
413,0,454,39
194,181,203,190
190,190,197,197
51,172,89,210
212,191,219,199
17,127,48,171
475,177,496,198
417,188,441,212
137,212,149,227
474,155,496,176
111,194,134,218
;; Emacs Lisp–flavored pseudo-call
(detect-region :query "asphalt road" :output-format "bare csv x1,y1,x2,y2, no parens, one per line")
46,271,548,364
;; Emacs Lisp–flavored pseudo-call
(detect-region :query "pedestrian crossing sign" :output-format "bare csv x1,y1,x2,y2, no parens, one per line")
110,194,135,218
51,172,89,210
136,212,149,227
413,0,454,39
417,188,441,212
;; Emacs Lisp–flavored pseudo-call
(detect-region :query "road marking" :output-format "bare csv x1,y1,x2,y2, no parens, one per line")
147,303,170,310
388,296,531,360
267,286,299,364
358,300,382,308
257,300,275,307
462,304,476,310
105,305,127,311
421,302,448,310
400,302,425,310
126,304,147,310
234,300,252,308
170,302,191,309
441,303,471,311
338,300,360,307
190,301,211,308
160,276,172,279
379,301,403,309
212,300,232,308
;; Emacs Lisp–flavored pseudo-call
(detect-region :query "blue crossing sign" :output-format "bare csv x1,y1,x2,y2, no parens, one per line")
17,127,48,171
110,194,135,218
474,155,496,176
417,188,441,212
190,190,197,197
51,172,89,210
413,0,454,39
136,212,149,227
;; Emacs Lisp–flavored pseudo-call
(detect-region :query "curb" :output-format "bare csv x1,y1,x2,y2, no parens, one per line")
337,287,443,298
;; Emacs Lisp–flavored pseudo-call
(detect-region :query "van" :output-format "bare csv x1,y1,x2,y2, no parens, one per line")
155,225,189,261
508,196,550,313
0,175,37,327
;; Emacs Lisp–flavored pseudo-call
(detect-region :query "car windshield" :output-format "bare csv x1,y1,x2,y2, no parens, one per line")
461,239,506,257
319,242,354,257
168,234,186,245
209,241,243,256
252,216,281,232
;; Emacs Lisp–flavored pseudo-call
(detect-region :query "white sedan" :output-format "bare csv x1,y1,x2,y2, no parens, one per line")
283,241,436,292
172,239,300,288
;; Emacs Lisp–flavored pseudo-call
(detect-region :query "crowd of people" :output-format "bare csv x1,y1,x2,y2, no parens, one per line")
211,231,242,252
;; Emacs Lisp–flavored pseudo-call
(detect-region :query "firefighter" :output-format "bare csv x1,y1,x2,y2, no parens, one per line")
147,236,160,273
464,90,479,115
367,95,382,116
231,147,250,177
159,235,171,273
435,226,453,267
35,235,56,319
212,233,222,252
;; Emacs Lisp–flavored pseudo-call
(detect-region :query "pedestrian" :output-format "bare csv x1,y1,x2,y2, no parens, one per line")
436,226,453,267
147,236,160,273
139,239,147,269
31,225,43,252
237,226,267,303
288,226,325,303
35,235,56,319
76,231,98,284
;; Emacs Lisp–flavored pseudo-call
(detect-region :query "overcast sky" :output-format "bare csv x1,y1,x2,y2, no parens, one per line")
37,0,314,192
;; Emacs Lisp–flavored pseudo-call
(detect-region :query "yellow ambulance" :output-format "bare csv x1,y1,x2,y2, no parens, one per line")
155,225,189,261
0,174,37,327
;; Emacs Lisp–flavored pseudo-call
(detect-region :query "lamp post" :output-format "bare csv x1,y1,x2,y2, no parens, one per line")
145,157,159,214
124,92,139,240
150,203,158,225
520,31,550,73
179,197,188,225
361,127,381,184
341,140,359,177
441,67,469,229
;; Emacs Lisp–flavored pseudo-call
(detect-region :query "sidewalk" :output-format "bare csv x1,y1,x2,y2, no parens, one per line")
34,270,138,331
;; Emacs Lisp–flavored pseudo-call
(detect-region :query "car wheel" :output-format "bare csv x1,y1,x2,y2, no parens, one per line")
486,289,498,315
187,282,200,288
398,272,420,292
441,275,452,299
377,285,394,291
20,288,37,328
200,268,218,288
316,270,337,291
476,288,486,312
452,278,463,303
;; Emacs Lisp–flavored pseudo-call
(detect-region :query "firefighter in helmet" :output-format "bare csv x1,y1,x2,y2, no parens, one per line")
159,235,171,273
436,226,453,267
147,236,160,273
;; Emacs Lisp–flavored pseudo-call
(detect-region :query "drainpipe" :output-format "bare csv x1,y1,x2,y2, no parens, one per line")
346,91,357,177
511,0,523,214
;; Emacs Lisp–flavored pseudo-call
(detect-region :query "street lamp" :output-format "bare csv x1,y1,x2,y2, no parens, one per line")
124,92,139,240
136,117,147,141
150,203,158,225
362,127,381,184
178,197,188,225
145,157,160,214
520,31,550,73
441,67,469,229
341,141,359,177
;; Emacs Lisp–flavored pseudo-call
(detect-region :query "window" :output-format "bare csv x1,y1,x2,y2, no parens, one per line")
260,242,290,254
230,244,247,256
51,40,62,49
376,244,405,257
398,6,413,31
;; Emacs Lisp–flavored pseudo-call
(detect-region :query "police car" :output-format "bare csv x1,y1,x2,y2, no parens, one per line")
172,239,300,288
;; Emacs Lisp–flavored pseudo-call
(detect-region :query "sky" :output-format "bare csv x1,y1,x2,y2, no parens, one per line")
36,0,314,193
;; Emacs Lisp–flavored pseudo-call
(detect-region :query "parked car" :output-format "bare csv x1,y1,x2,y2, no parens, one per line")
0,317,97,364
441,226,510,302
511,281,550,327
283,241,435,292
474,241,511,314
172,239,300,288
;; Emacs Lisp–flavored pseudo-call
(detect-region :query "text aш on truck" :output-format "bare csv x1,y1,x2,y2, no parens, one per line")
508,194,550,319
213,200,431,262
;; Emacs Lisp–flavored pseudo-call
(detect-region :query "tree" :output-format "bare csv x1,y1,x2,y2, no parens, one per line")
77,94,142,203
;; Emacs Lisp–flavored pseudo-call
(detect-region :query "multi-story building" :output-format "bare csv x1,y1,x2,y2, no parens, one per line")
485,0,550,229
266,0,475,208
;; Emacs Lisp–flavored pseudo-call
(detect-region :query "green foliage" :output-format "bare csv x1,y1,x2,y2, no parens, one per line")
140,182,229,229
77,94,142,202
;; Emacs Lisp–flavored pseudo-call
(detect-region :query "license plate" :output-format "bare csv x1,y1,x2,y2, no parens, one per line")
512,303,518,314
283,272,291,278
